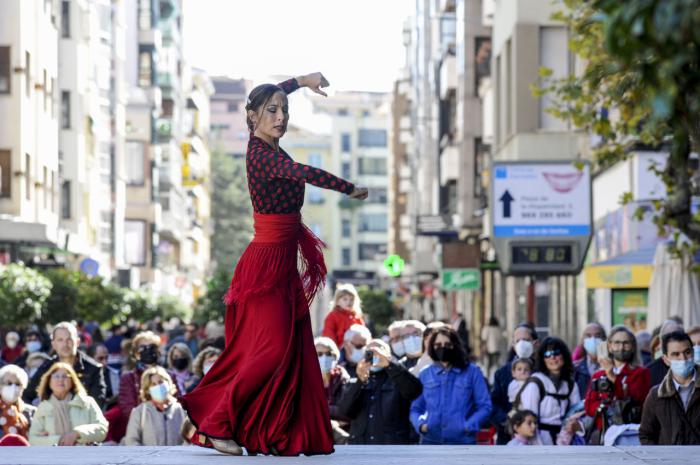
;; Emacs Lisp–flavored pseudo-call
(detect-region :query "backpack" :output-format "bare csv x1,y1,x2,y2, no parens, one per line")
510,375,574,418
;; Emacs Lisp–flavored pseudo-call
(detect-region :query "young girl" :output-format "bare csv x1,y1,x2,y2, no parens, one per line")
322,284,365,349
507,410,540,446
508,358,533,403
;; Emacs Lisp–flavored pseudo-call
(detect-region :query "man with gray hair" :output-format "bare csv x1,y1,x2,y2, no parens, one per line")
23,321,106,407
340,324,372,379
646,319,684,387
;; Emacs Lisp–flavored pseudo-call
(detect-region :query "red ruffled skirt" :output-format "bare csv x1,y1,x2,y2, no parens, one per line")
180,212,334,456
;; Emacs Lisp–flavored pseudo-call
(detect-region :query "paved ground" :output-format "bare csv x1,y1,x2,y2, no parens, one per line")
1,445,700,465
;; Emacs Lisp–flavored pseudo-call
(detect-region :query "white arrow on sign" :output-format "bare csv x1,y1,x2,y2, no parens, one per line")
449,272,477,288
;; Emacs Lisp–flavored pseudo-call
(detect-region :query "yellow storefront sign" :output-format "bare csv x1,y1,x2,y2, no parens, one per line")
584,264,653,289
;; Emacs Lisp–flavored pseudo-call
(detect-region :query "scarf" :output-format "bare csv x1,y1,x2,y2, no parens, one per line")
49,393,73,436
0,399,29,437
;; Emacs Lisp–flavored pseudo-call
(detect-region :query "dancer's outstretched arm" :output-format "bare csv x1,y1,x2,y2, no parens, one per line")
277,72,329,97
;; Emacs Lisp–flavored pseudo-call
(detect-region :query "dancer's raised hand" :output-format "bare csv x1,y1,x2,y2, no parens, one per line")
298,72,330,97
349,187,369,200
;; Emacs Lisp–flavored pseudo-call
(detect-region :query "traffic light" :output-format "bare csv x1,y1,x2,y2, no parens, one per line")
383,254,405,277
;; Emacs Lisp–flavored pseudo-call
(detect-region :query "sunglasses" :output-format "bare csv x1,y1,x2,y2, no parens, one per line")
543,349,562,359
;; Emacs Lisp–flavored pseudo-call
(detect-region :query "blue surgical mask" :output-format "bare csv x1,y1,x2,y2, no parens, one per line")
670,359,695,379
391,340,406,358
583,337,602,356
694,345,700,365
318,355,336,373
347,347,364,364
148,383,169,402
403,336,423,356
26,341,42,353
369,355,384,372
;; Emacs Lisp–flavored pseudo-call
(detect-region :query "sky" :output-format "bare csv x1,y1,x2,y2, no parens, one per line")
182,0,414,93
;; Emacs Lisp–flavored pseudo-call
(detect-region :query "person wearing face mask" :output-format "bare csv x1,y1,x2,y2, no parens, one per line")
646,319,684,387
1,332,23,365
687,326,700,366
490,323,539,444
340,324,372,378
337,339,422,444
573,322,607,398
410,326,491,445
12,330,46,370
584,326,650,442
0,364,34,445
399,320,426,371
187,347,222,394
640,330,700,445
167,343,195,395
314,337,351,444
123,366,186,446
322,285,366,350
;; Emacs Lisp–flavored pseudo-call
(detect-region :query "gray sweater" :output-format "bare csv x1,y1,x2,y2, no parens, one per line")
123,400,186,446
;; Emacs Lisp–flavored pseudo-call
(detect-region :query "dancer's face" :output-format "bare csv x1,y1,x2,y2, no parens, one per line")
250,91,289,142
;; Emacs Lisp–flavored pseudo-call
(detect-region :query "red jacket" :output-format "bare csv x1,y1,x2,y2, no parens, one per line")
322,307,365,348
584,364,650,427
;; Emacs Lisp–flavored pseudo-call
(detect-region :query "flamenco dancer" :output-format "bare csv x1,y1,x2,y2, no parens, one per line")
180,72,368,456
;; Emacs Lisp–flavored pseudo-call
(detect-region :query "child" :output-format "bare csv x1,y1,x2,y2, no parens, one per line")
321,284,365,348
507,357,533,403
507,410,540,446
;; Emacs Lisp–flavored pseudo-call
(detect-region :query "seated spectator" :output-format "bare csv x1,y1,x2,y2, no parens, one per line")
584,326,650,443
25,353,50,380
507,410,541,446
166,343,196,394
315,336,351,444
0,365,34,442
187,347,222,393
410,326,492,445
507,358,533,403
399,320,426,371
340,324,371,379
2,332,23,364
24,323,106,408
90,344,119,409
573,322,607,397
338,339,422,444
640,331,700,445
123,366,186,446
646,319,684,387
322,284,365,349
28,363,107,446
388,321,406,360
408,321,447,377
12,330,46,370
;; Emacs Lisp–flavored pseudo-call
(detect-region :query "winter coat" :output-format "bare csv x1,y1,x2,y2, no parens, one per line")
123,400,186,446
410,362,492,445
322,306,365,348
28,391,107,445
639,371,700,445
646,357,668,388
325,365,350,422
584,364,650,428
24,351,106,408
337,362,422,444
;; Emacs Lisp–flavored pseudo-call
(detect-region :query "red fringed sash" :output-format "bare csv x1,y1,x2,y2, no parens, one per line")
223,213,327,317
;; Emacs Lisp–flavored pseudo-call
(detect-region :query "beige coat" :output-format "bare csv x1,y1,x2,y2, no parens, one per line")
123,400,186,446
28,391,107,445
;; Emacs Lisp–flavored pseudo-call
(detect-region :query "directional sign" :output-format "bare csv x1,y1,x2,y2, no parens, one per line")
499,190,514,218
442,268,481,291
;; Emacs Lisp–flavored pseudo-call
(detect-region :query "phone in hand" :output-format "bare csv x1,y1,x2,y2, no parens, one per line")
596,340,609,360
364,350,374,363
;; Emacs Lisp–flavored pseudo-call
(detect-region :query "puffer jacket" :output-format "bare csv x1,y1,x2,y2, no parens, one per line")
28,391,107,445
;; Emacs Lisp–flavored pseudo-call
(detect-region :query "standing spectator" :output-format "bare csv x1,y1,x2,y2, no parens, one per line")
409,321,447,377
481,316,503,379
490,323,539,444
584,326,650,442
187,347,221,393
91,344,119,409
315,337,351,443
340,324,371,378
687,326,700,365
12,330,45,369
167,343,195,394
517,337,580,444
387,321,406,360
28,363,107,446
25,353,51,380
639,331,700,445
646,319,684,387
399,320,426,371
410,326,492,445
0,365,34,442
338,339,422,444
322,284,365,349
636,331,653,367
2,332,23,364
23,322,106,408
123,366,186,446
506,410,541,446
573,322,607,397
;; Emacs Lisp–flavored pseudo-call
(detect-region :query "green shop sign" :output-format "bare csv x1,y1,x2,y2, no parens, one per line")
441,268,481,291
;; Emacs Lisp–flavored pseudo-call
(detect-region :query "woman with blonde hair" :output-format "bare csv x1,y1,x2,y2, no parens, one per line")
28,363,107,446
322,284,365,348
123,366,186,446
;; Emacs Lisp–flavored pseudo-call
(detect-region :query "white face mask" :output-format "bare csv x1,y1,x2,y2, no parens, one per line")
514,340,534,359
149,383,169,402
391,340,406,358
403,335,423,356
347,347,365,364
1,384,21,404
5,338,18,350
318,355,336,373
202,362,214,376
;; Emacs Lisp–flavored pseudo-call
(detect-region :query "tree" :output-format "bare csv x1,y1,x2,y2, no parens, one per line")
0,264,52,326
192,268,230,324
539,0,700,253
210,148,254,273
357,287,397,335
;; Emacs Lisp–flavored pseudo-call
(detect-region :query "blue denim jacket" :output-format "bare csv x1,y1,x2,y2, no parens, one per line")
410,362,492,445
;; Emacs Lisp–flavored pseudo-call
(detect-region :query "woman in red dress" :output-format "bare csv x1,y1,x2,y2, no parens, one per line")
180,72,368,456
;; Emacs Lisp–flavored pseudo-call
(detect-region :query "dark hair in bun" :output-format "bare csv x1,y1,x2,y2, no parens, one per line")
245,84,284,132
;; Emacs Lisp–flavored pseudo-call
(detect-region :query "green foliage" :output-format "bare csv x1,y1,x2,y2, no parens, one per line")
192,268,230,324
357,287,397,335
540,0,700,255
0,264,52,326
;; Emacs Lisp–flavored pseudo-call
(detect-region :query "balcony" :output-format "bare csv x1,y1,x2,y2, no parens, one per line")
439,54,457,99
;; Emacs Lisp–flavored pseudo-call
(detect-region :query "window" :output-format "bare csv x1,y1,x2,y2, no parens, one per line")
61,91,70,129
342,219,351,238
0,150,10,198
342,247,351,266
337,108,349,116
307,185,324,204
0,47,9,94
539,27,569,130
61,1,70,38
60,180,71,218
51,171,56,211
125,141,145,185
308,153,322,168
227,102,237,112
24,154,30,200
25,51,30,98
359,214,387,232
310,223,322,240
358,157,387,175
368,187,388,204
43,166,48,209
138,51,152,87
341,161,351,179
358,243,386,261
358,129,387,148
124,220,147,265
341,133,351,152
138,0,152,30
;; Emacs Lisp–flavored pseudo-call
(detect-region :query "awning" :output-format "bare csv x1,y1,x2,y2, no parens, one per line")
584,247,656,289
0,219,57,246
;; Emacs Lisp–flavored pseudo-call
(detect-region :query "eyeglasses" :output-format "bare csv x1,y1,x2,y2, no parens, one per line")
609,340,633,347
350,342,365,350
50,374,71,381
543,349,562,359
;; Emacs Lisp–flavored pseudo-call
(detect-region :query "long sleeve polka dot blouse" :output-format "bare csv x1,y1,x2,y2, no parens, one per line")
246,79,356,214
